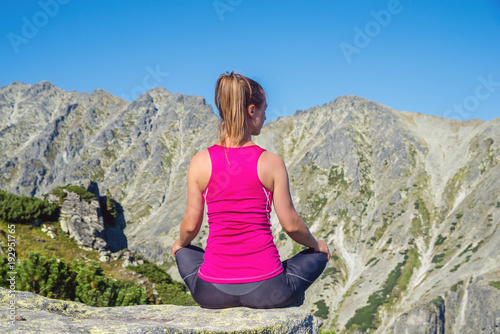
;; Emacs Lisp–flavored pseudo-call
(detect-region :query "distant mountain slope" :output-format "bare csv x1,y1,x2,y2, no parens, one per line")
254,96,499,332
1,81,498,333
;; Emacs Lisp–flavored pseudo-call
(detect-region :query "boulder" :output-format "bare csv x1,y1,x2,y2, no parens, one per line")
0,288,322,333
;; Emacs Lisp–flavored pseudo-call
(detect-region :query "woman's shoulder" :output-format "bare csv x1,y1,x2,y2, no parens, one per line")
189,149,211,191
259,150,286,179
191,149,210,165
260,150,285,166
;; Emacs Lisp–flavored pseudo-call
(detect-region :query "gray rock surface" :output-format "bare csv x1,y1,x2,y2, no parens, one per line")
58,189,108,251
47,180,127,253
392,278,500,333
0,287,322,333
392,300,445,334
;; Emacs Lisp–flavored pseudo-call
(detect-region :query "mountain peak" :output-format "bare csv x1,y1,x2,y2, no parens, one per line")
330,95,393,111
34,80,57,90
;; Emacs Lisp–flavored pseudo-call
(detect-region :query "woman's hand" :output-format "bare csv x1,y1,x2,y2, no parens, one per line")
172,238,187,257
314,239,331,261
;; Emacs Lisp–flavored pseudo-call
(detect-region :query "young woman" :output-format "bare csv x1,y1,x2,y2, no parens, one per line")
172,72,330,309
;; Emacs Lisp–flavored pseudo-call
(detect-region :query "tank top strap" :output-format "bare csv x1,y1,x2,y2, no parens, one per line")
206,144,266,194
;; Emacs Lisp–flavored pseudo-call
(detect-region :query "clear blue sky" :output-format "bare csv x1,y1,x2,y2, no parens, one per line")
1,0,499,122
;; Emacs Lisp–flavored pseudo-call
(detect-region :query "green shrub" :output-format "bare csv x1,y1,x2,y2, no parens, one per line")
318,329,336,334
50,185,96,204
471,240,484,253
489,281,500,290
0,251,148,307
126,261,196,306
313,299,330,319
0,189,59,224
431,253,445,264
15,251,76,300
104,189,117,225
450,280,463,292
434,234,447,246
72,258,147,306
345,260,406,331
459,244,472,257
431,296,444,308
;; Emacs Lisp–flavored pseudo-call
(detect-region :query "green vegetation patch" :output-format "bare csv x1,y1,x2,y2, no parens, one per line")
431,295,444,308
459,244,473,257
345,259,406,331
126,261,196,306
0,189,59,224
49,185,97,204
488,281,500,290
415,198,430,223
395,246,421,295
471,240,484,253
307,194,327,221
432,253,446,264
328,165,348,188
450,280,463,292
458,240,484,258
318,328,337,334
291,242,307,256
0,251,148,307
346,246,421,332
320,266,340,280
104,189,117,225
434,234,447,246
313,299,330,319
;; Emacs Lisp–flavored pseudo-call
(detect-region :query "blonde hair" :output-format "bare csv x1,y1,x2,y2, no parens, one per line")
214,71,266,147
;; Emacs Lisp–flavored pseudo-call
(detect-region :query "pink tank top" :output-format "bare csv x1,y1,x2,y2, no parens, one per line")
198,144,284,283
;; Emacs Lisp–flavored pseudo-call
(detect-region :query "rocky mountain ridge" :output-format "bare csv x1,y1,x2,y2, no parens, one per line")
1,81,498,333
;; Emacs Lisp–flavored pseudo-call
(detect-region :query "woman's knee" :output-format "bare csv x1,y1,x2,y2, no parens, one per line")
284,249,328,281
175,246,205,279
175,244,205,259
308,252,328,276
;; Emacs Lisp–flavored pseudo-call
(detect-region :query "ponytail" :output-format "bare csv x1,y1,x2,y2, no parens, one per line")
214,71,265,146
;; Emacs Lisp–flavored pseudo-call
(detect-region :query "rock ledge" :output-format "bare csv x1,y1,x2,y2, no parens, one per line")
0,288,322,333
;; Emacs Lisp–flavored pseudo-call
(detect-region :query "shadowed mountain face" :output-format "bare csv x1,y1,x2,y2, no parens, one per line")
1,81,499,333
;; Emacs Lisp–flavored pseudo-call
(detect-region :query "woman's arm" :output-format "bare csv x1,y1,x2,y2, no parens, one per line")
259,152,330,260
171,151,208,257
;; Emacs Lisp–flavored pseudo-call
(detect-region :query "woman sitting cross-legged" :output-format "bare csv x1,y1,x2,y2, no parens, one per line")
172,71,330,309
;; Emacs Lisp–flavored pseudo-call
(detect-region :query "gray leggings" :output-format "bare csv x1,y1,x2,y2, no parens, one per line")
175,244,328,309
